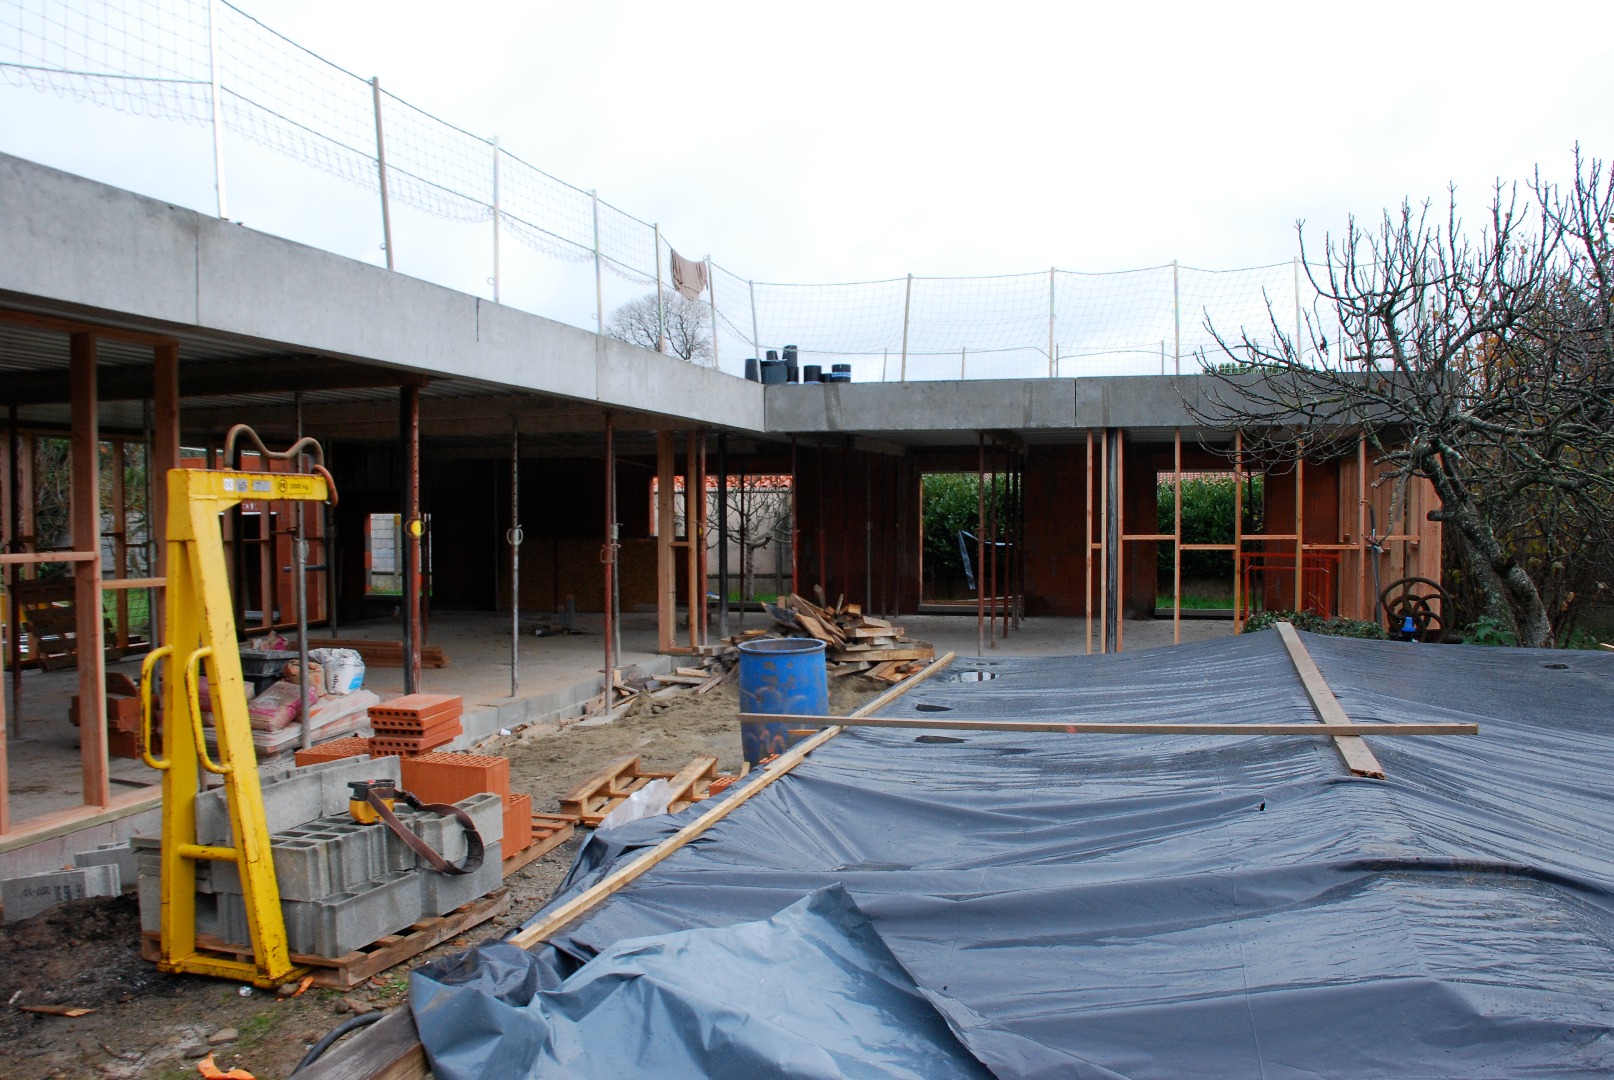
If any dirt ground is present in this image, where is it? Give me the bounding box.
[0,676,882,1079]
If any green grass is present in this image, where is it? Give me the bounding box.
[1155,594,1234,610]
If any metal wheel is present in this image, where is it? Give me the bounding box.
[1378,576,1449,643]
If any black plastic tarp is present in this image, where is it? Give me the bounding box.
[413,630,1614,1077]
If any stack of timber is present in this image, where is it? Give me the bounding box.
[592,596,931,716]
[770,592,935,668]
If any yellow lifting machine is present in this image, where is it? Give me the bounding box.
[139,426,337,987]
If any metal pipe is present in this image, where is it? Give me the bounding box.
[400,385,421,693]
[717,433,729,640]
[790,436,799,598]
[989,439,999,648]
[654,224,665,353]
[607,412,620,663]
[206,0,227,219]
[977,433,986,656]
[1172,260,1180,375]
[294,391,311,749]
[706,257,719,369]
[510,419,521,698]
[1048,267,1056,378]
[371,77,393,271]
[864,454,872,613]
[748,280,761,362]
[490,136,501,303]
[899,273,913,382]
[591,191,603,332]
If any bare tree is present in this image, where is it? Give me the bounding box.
[1193,151,1614,647]
[605,289,714,365]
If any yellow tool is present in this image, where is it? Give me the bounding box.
[347,778,395,825]
[139,426,336,987]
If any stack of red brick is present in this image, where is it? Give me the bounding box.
[367,694,463,756]
[71,673,150,759]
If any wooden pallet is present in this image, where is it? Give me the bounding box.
[141,888,510,990]
[559,755,725,827]
[501,813,578,877]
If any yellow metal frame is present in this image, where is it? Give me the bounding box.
[142,468,327,986]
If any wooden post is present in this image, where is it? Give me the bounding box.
[152,343,179,648]
[1357,433,1369,623]
[1114,429,1125,653]
[1085,430,1093,655]
[1173,428,1182,645]
[976,434,986,656]
[1233,431,1244,631]
[1295,454,1305,613]
[656,431,676,653]
[110,440,128,649]
[71,333,110,809]
[685,430,700,649]
[981,435,994,645]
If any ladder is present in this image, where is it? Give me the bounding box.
[139,429,336,986]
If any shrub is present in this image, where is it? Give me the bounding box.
[1241,610,1388,639]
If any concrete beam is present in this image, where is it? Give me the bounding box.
[766,379,1078,435]
[0,357,429,405]
[0,153,764,432]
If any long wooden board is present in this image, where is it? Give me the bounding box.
[1273,621,1387,778]
[738,714,1476,737]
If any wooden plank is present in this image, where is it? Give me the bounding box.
[652,672,710,685]
[740,714,1476,738]
[829,645,935,662]
[663,756,719,809]
[1273,621,1387,778]
[694,664,735,695]
[844,625,905,640]
[0,551,97,565]
[502,819,576,878]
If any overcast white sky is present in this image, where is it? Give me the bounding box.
[3,0,1612,369]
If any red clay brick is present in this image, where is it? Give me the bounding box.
[400,752,510,804]
[293,736,374,767]
[504,793,533,854]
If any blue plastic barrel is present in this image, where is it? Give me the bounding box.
[737,637,828,766]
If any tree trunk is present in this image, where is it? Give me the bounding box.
[1427,470,1555,647]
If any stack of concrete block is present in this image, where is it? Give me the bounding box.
[135,754,504,958]
[367,694,463,756]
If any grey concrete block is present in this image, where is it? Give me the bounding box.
[137,868,161,935]
[195,755,400,847]
[297,870,423,958]
[3,864,121,923]
[318,755,400,818]
[419,841,503,918]
[407,792,505,868]
[73,842,139,886]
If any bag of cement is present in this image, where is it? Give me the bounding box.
[246,679,319,731]
[309,648,365,695]
[597,779,674,830]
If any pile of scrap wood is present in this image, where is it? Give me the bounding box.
[590,595,933,715]
[767,592,935,675]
